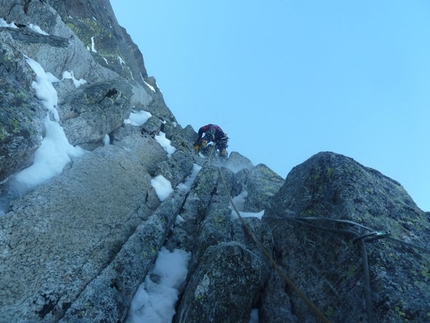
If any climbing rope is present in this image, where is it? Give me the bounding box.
[284,216,374,323]
[196,149,330,322]
[386,236,430,254]
[200,144,428,323]
[266,215,430,254]
[264,214,429,323]
[202,145,369,322]
[217,168,331,323]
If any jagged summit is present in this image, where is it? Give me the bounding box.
[0,1,429,322]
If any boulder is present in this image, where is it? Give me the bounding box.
[265,151,430,322]
[60,80,133,146]
[244,163,284,212]
[175,242,267,323]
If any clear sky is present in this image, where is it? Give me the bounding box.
[110,0,430,211]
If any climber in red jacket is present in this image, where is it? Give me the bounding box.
[193,124,229,158]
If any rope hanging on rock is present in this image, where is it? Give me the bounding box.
[217,168,332,323]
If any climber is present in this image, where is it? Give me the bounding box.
[193,124,229,158]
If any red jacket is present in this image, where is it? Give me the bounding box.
[197,124,225,142]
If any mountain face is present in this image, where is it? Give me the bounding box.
[0,1,429,322]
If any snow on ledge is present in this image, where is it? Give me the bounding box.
[0,18,18,28]
[62,71,87,88]
[155,132,176,158]
[151,175,173,201]
[124,110,152,126]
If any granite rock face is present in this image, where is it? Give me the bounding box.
[0,36,45,180]
[1,1,429,322]
[267,152,430,323]
[1,135,163,322]
[0,0,165,183]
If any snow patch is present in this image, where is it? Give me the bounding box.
[62,71,87,88]
[177,164,201,193]
[91,36,97,52]
[175,215,185,225]
[28,23,49,35]
[127,247,191,323]
[103,134,110,146]
[118,56,125,65]
[14,58,85,189]
[0,58,84,215]
[26,57,60,121]
[229,191,265,220]
[151,175,173,201]
[155,132,176,158]
[124,110,152,126]
[0,18,18,28]
[144,80,156,92]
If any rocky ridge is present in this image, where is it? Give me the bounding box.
[1,1,429,322]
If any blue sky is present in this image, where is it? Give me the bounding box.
[110,1,430,211]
